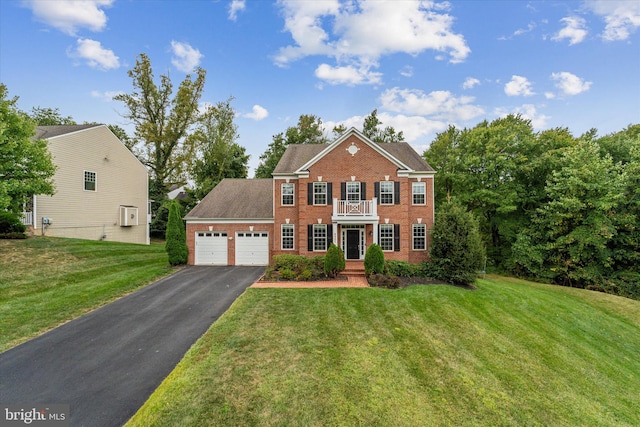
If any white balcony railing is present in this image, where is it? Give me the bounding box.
[333,198,377,217]
[21,211,33,226]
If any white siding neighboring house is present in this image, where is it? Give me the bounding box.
[24,124,149,245]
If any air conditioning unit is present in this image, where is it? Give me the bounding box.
[119,206,138,227]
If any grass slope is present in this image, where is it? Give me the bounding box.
[0,237,171,352]
[128,276,640,427]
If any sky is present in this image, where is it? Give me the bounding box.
[1,0,639,175]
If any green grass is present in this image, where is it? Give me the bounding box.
[0,237,171,352]
[127,276,640,427]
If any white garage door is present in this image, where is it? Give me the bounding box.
[235,232,269,266]
[195,232,228,265]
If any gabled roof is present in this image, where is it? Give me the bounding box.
[35,124,102,139]
[186,179,273,220]
[272,127,434,175]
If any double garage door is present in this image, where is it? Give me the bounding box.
[194,231,268,266]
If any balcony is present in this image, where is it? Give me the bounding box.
[332,198,379,223]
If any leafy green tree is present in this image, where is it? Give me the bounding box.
[192,97,248,200]
[0,84,56,213]
[165,200,188,265]
[114,53,206,211]
[255,114,328,178]
[430,200,485,286]
[364,243,385,275]
[362,109,405,143]
[29,106,76,126]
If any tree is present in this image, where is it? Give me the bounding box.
[362,109,405,143]
[165,200,188,265]
[29,106,76,126]
[364,243,385,275]
[430,200,485,287]
[192,97,248,200]
[0,84,56,213]
[114,53,206,210]
[324,243,346,278]
[255,114,328,178]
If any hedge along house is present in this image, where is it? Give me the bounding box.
[185,128,435,266]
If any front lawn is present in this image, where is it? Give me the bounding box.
[127,276,640,426]
[0,237,171,352]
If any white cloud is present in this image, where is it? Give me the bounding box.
[379,87,485,122]
[243,105,269,121]
[504,75,534,97]
[90,90,123,101]
[552,16,588,45]
[228,0,246,21]
[69,38,119,70]
[315,63,382,86]
[495,104,550,130]
[399,66,413,78]
[23,0,114,36]
[275,0,470,84]
[550,71,592,96]
[585,0,640,41]
[170,41,203,72]
[462,77,480,90]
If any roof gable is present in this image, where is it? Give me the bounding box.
[35,124,102,140]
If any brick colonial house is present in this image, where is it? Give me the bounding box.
[185,128,435,266]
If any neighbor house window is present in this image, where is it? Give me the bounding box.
[346,182,360,201]
[313,182,327,205]
[412,182,426,205]
[413,224,426,250]
[379,224,394,251]
[313,224,327,251]
[282,224,294,250]
[282,183,294,206]
[84,171,96,191]
[379,181,394,205]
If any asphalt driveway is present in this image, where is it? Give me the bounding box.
[0,266,264,427]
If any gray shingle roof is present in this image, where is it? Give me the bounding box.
[375,142,435,172]
[186,179,273,219]
[35,124,102,139]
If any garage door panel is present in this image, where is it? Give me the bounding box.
[195,232,228,265]
[235,232,269,266]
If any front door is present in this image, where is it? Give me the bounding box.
[346,229,360,260]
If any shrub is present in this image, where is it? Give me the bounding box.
[367,273,402,289]
[430,201,485,287]
[265,254,325,281]
[165,201,188,265]
[0,231,28,239]
[280,268,296,280]
[364,244,385,275]
[386,260,423,277]
[324,243,346,278]
[297,269,313,281]
[0,211,26,234]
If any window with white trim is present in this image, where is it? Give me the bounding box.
[412,224,426,250]
[313,182,327,205]
[84,171,96,191]
[379,224,394,251]
[282,183,294,206]
[313,224,327,251]
[379,181,394,205]
[346,182,360,201]
[412,182,426,205]
[282,224,294,250]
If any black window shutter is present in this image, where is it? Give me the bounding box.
[374,182,380,204]
[361,182,366,200]
[394,182,401,204]
[327,183,333,205]
[327,224,333,246]
[394,224,400,251]
[308,183,313,205]
[308,225,313,251]
[340,182,346,200]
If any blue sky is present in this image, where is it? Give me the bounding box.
[1,0,639,175]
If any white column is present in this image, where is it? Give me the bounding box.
[372,222,379,245]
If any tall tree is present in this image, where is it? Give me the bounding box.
[114,53,206,208]
[0,84,56,213]
[192,97,249,200]
[255,114,328,178]
[362,109,405,143]
[29,106,76,126]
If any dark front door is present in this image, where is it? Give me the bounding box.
[346,229,360,260]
